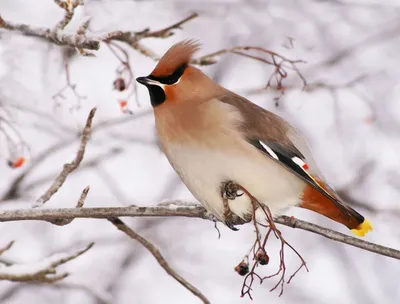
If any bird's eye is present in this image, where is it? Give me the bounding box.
[153,64,187,85]
[164,77,177,85]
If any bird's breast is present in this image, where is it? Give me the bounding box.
[161,142,306,221]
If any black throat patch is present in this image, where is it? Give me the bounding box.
[146,85,166,107]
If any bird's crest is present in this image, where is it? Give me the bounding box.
[150,39,201,77]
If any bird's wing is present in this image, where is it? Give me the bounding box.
[218,93,371,236]
[218,93,340,204]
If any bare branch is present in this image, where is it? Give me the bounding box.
[0,205,398,260]
[0,111,151,201]
[142,13,199,39]
[0,12,198,52]
[54,0,82,31]
[109,217,210,304]
[108,41,138,111]
[0,242,93,282]
[50,186,90,226]
[0,241,14,256]
[34,108,96,207]
[53,47,87,109]
[100,13,199,47]
[0,15,100,50]
[192,46,306,104]
[275,216,399,259]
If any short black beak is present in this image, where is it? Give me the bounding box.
[136,77,150,86]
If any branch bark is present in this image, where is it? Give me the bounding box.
[0,12,198,52]
[109,217,210,304]
[0,204,398,260]
[34,108,96,207]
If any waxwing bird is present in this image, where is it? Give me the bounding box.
[136,40,372,237]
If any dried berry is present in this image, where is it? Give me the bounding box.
[113,78,126,91]
[234,261,249,276]
[119,100,127,109]
[7,156,25,168]
[255,248,269,265]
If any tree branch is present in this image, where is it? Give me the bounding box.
[0,204,398,260]
[0,242,93,282]
[34,108,96,207]
[54,0,83,31]
[275,216,398,259]
[0,241,15,256]
[109,217,210,304]
[0,12,198,52]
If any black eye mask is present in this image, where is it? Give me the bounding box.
[147,64,187,85]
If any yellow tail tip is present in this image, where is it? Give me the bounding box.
[351,219,373,237]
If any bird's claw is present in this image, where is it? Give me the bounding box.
[221,181,244,200]
[220,180,251,231]
[225,213,250,231]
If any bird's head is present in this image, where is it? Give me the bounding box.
[136,40,219,107]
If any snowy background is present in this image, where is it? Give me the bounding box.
[1,0,400,303]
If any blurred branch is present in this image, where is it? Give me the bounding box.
[104,13,199,50]
[1,110,151,201]
[312,23,400,70]
[0,242,93,283]
[54,0,83,31]
[192,46,306,105]
[0,10,198,52]
[53,47,87,109]
[0,204,399,260]
[23,147,123,193]
[109,217,210,304]
[108,41,138,111]
[34,108,96,207]
[0,241,14,256]
[0,14,98,51]
[337,190,400,219]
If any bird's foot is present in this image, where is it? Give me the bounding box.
[220,181,248,231]
[222,198,238,231]
[221,181,244,200]
[224,214,249,231]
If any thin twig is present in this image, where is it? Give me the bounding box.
[50,186,90,226]
[0,205,398,260]
[107,41,138,110]
[109,217,210,304]
[54,0,82,31]
[0,241,14,256]
[232,184,308,298]
[0,242,93,282]
[192,45,306,104]
[34,108,96,207]
[275,215,398,258]
[1,110,151,201]
[53,47,87,109]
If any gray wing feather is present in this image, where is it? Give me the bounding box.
[219,92,327,181]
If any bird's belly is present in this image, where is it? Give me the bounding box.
[163,144,305,221]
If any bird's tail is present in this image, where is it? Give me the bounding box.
[299,181,372,237]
